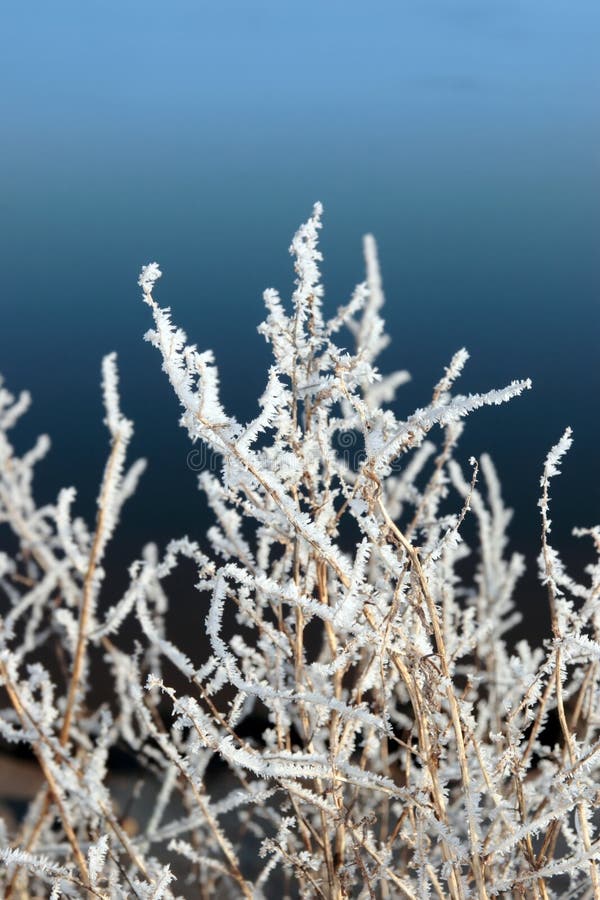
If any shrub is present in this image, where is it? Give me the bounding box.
[0,205,598,898]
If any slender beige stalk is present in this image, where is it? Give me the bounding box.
[377,499,489,900]
[540,471,600,899]
[554,647,600,898]
[5,433,124,897]
[0,659,92,892]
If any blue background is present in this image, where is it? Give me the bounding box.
[1,2,599,636]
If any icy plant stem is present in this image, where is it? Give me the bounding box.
[6,418,127,895]
[62,433,124,741]
[3,209,599,897]
[377,498,488,899]
[0,659,92,892]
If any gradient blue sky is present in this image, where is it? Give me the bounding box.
[1,2,599,607]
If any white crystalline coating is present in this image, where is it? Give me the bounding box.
[354,233,389,364]
[0,848,71,879]
[0,205,596,899]
[101,352,119,428]
[542,426,573,481]
[87,834,109,886]
[435,348,470,397]
[332,538,371,629]
[539,428,573,529]
[138,261,162,294]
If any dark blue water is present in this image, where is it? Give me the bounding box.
[1,2,599,639]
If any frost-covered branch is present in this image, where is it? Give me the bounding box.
[0,206,598,898]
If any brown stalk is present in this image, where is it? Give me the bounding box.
[0,659,92,893]
[377,499,489,900]
[6,432,124,896]
[539,469,600,898]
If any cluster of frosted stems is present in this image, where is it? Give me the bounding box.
[0,206,599,898]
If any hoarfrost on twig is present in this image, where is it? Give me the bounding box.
[0,206,597,899]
